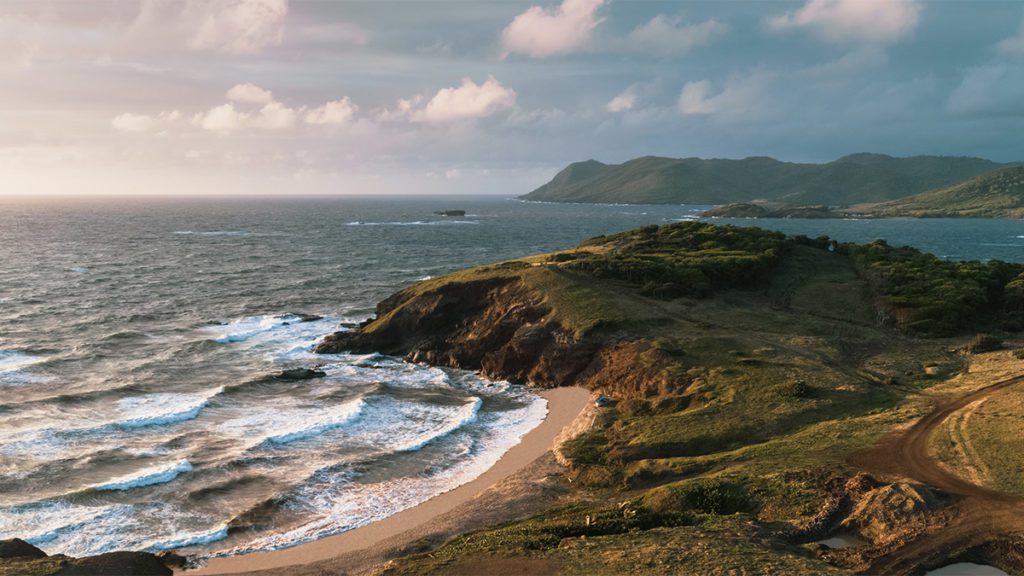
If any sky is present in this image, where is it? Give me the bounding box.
[3,0,1024,196]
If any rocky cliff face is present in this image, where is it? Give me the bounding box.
[315,275,684,397]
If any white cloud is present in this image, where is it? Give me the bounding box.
[947,64,1024,117]
[606,86,637,112]
[375,96,423,122]
[251,101,298,129]
[678,71,773,116]
[305,97,358,125]
[445,168,461,179]
[678,81,715,115]
[112,110,182,132]
[194,103,248,133]
[227,82,274,104]
[997,16,1024,55]
[627,15,727,56]
[412,77,517,123]
[187,0,288,55]
[767,0,921,45]
[500,0,604,59]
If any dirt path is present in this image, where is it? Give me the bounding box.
[853,373,1024,574]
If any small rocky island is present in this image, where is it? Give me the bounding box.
[433,209,466,216]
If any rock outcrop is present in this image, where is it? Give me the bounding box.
[315,276,685,398]
[0,539,172,576]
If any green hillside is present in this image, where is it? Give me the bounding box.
[522,154,1012,206]
[867,166,1024,218]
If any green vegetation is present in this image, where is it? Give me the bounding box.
[522,153,1012,206]
[376,221,1010,575]
[567,223,788,298]
[868,166,1024,218]
[930,351,1024,498]
[840,239,1024,336]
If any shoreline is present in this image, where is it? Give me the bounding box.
[185,385,592,575]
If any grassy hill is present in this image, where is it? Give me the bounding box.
[316,221,1024,575]
[522,154,1012,206]
[865,166,1024,218]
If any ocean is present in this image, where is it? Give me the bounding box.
[1,195,1022,559]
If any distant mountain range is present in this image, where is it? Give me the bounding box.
[521,153,1016,207]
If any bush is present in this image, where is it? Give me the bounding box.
[643,478,752,515]
[966,333,1003,353]
[778,379,812,398]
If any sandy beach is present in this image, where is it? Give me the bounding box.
[186,385,592,576]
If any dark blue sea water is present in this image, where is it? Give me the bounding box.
[0,195,1021,559]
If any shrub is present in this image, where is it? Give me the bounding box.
[966,333,1003,353]
[643,478,752,515]
[778,379,812,398]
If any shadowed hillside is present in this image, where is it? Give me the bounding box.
[867,166,1024,218]
[522,154,1013,206]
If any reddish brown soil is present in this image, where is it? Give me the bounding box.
[852,374,1024,575]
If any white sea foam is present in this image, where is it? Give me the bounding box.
[91,459,193,491]
[140,525,228,552]
[0,350,47,385]
[220,397,365,446]
[114,388,222,429]
[392,397,482,452]
[0,350,44,373]
[206,314,333,358]
[0,499,227,557]
[213,392,547,557]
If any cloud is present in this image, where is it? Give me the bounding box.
[677,71,774,116]
[251,101,298,129]
[305,97,358,125]
[411,77,517,123]
[500,0,604,59]
[606,85,637,112]
[187,0,288,55]
[112,110,182,132]
[947,64,1024,117]
[767,0,921,45]
[997,16,1024,55]
[627,15,727,56]
[194,103,248,133]
[445,168,461,179]
[226,82,274,104]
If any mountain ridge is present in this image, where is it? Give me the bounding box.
[522,153,1015,206]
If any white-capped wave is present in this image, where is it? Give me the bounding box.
[206,314,332,351]
[220,397,365,446]
[393,397,482,452]
[0,350,48,385]
[0,499,226,557]
[214,391,547,558]
[140,525,228,552]
[67,266,89,273]
[115,388,222,429]
[91,459,193,491]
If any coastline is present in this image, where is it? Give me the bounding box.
[185,386,593,576]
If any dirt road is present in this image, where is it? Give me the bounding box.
[854,374,1024,574]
